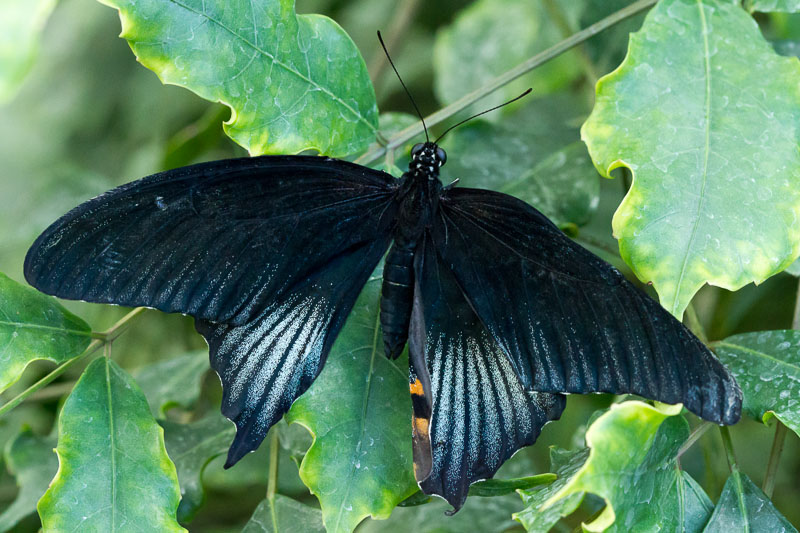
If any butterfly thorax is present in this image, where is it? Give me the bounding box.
[380,142,447,359]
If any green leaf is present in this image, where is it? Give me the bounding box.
[500,142,600,228]
[433,0,580,112]
[37,357,185,532]
[0,272,92,393]
[580,0,647,76]
[98,0,378,157]
[132,349,209,417]
[469,473,556,498]
[286,266,417,533]
[0,428,57,531]
[703,472,797,532]
[242,495,325,533]
[161,413,235,523]
[545,401,712,532]
[746,0,800,12]
[582,0,800,319]
[714,330,800,437]
[0,0,57,104]
[514,448,589,533]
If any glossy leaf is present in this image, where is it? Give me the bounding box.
[0,428,57,531]
[545,402,712,532]
[132,349,209,417]
[98,0,378,157]
[242,495,325,533]
[703,472,796,532]
[0,271,91,393]
[514,448,589,533]
[161,413,235,523]
[582,0,800,318]
[286,268,417,533]
[746,0,800,12]
[37,357,184,532]
[433,0,580,112]
[0,0,57,104]
[715,330,800,437]
[469,473,556,498]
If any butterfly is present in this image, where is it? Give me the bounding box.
[23,35,742,511]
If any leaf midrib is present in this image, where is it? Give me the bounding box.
[0,320,91,337]
[164,0,376,134]
[105,359,118,532]
[671,0,713,316]
[715,341,800,374]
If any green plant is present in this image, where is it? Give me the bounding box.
[0,0,798,531]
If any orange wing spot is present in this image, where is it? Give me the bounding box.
[413,415,430,436]
[409,378,424,396]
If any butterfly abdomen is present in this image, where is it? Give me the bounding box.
[380,244,415,359]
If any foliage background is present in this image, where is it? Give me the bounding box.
[0,0,798,531]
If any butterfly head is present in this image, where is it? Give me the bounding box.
[410,142,447,179]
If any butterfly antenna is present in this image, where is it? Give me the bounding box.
[433,88,533,144]
[377,30,429,142]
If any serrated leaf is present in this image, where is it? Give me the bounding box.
[0,428,57,531]
[0,0,57,104]
[161,413,235,523]
[132,349,209,417]
[545,402,712,532]
[286,266,416,533]
[98,0,378,157]
[433,0,580,113]
[514,448,589,533]
[242,495,325,533]
[703,472,797,532]
[746,0,800,12]
[714,330,800,437]
[37,357,184,532]
[0,272,91,393]
[582,0,800,319]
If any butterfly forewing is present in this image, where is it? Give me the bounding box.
[434,187,741,425]
[24,156,399,326]
[409,232,566,511]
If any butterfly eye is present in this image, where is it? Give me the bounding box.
[411,143,425,157]
[435,147,447,165]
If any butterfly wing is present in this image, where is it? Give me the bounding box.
[408,232,566,511]
[25,155,400,465]
[433,187,741,425]
[25,155,399,326]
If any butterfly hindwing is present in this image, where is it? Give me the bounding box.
[24,156,399,326]
[409,233,566,511]
[434,187,742,425]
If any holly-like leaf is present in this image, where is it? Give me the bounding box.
[746,0,800,12]
[433,0,580,112]
[582,0,800,319]
[0,0,57,104]
[703,472,797,532]
[0,428,57,531]
[98,0,378,157]
[0,272,91,393]
[545,402,712,532]
[286,266,417,533]
[37,357,184,532]
[242,495,325,533]
[514,448,589,533]
[714,330,800,437]
[132,350,209,417]
[161,413,235,523]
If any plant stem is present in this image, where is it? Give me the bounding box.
[762,421,787,498]
[355,0,658,166]
[719,426,739,473]
[542,0,600,85]
[368,0,421,90]
[0,307,145,418]
[267,428,279,501]
[677,421,712,458]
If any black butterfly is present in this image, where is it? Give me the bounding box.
[25,137,741,510]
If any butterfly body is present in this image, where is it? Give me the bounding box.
[24,141,742,511]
